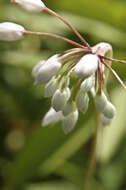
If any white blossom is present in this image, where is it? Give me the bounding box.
[103,101,116,119]
[95,92,108,112]
[0,22,25,41]
[74,54,99,78]
[42,107,64,126]
[44,76,59,98]
[11,0,46,13]
[32,54,62,84]
[100,114,112,126]
[62,109,78,134]
[80,75,95,93]
[52,87,71,112]
[76,91,89,113]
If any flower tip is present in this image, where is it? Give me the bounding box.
[12,0,46,13]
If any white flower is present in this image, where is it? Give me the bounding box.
[103,101,116,119]
[80,75,95,93]
[11,0,46,13]
[100,114,112,126]
[62,109,78,134]
[74,54,99,78]
[52,87,71,112]
[76,91,89,113]
[0,22,25,41]
[63,101,76,116]
[32,54,62,84]
[95,92,108,112]
[42,107,64,126]
[44,76,59,98]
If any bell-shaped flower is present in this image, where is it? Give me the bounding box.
[103,101,116,119]
[0,22,25,41]
[95,92,108,112]
[62,109,78,134]
[63,101,76,116]
[80,75,95,93]
[52,87,71,112]
[11,0,46,13]
[74,54,99,78]
[44,76,59,97]
[100,114,112,126]
[42,107,64,127]
[32,54,62,84]
[76,91,89,113]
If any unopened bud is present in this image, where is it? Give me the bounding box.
[32,54,62,84]
[80,75,95,93]
[44,76,59,97]
[11,0,46,13]
[76,91,89,113]
[63,101,76,116]
[0,22,25,41]
[62,109,78,134]
[74,54,99,78]
[95,92,108,112]
[100,114,112,126]
[52,87,71,112]
[42,107,64,126]
[103,101,116,119]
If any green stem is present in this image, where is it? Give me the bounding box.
[83,111,100,190]
[44,7,91,50]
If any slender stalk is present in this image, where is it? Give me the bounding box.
[23,30,84,49]
[101,60,126,90]
[44,7,91,50]
[99,55,126,65]
[83,112,100,190]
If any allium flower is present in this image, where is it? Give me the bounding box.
[0,22,25,41]
[32,55,62,84]
[76,91,89,113]
[95,92,108,112]
[11,0,46,13]
[74,54,99,78]
[42,107,63,126]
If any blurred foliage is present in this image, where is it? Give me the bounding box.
[0,0,126,190]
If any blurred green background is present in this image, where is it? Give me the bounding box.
[0,0,126,190]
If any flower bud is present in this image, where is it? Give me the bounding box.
[0,22,25,41]
[63,101,76,116]
[80,75,95,93]
[42,107,64,127]
[74,54,99,78]
[32,54,62,84]
[11,0,46,13]
[52,87,71,112]
[44,76,59,97]
[100,114,112,126]
[76,91,89,113]
[95,92,108,112]
[103,101,116,119]
[62,109,78,134]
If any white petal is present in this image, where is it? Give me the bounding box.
[103,101,116,119]
[100,114,112,126]
[33,54,62,84]
[32,60,45,77]
[52,87,71,112]
[76,91,89,113]
[0,22,24,41]
[12,0,46,13]
[44,76,59,97]
[80,75,95,93]
[95,92,108,112]
[63,101,76,116]
[62,110,78,134]
[42,107,64,127]
[74,54,99,78]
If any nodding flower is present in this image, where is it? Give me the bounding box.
[0,22,25,41]
[11,0,46,13]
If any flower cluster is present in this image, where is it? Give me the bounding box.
[1,0,126,134]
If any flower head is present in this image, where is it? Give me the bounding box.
[0,22,25,41]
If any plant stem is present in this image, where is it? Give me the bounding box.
[83,111,100,190]
[23,30,85,49]
[44,7,91,50]
[99,55,126,65]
